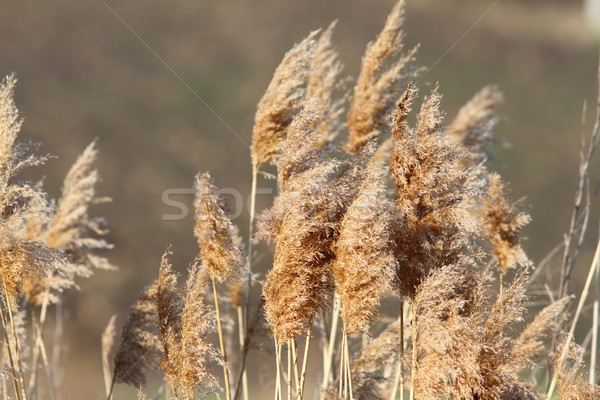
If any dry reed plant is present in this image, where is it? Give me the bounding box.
[0,73,115,400]
[482,172,531,275]
[251,31,318,170]
[3,1,600,400]
[157,250,219,400]
[112,281,163,389]
[346,0,420,153]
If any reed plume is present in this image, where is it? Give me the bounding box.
[2,308,29,367]
[307,22,345,148]
[255,105,334,343]
[113,281,163,388]
[553,339,600,400]
[157,250,218,399]
[346,0,419,153]
[251,31,318,169]
[475,272,533,400]
[413,265,568,400]
[450,85,503,161]
[24,141,115,306]
[258,105,364,343]
[412,265,484,400]
[351,317,403,398]
[0,75,71,306]
[389,86,484,297]
[194,172,244,282]
[513,296,570,366]
[331,163,395,336]
[482,172,531,274]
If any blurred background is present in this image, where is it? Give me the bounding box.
[1,0,600,398]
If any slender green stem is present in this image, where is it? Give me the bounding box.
[212,277,232,400]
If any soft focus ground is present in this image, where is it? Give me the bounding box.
[1,0,599,398]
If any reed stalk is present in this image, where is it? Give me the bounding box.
[212,277,232,400]
[298,322,312,400]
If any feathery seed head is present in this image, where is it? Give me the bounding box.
[483,172,531,274]
[193,172,244,282]
[307,22,346,148]
[332,162,395,336]
[346,0,420,153]
[389,87,485,297]
[259,106,371,343]
[113,281,163,388]
[251,31,318,169]
[157,250,218,399]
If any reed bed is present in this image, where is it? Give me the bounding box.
[1,1,599,399]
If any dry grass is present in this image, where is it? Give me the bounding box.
[1,1,600,400]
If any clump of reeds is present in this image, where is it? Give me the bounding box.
[105,1,600,398]
[0,74,115,400]
[3,1,600,400]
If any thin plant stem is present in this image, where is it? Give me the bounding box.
[590,238,599,384]
[287,340,292,400]
[212,277,232,400]
[245,165,258,321]
[339,333,345,399]
[275,344,282,400]
[239,163,258,400]
[290,339,300,394]
[27,310,57,400]
[548,238,600,397]
[37,334,57,400]
[0,301,21,400]
[410,306,416,400]
[2,373,8,400]
[233,300,264,400]
[391,359,403,400]
[236,305,249,400]
[322,295,340,390]
[1,280,27,400]
[51,302,63,395]
[28,288,50,395]
[344,333,353,400]
[559,64,600,298]
[299,322,312,400]
[390,300,405,400]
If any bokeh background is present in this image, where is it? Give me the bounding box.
[2,0,600,398]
